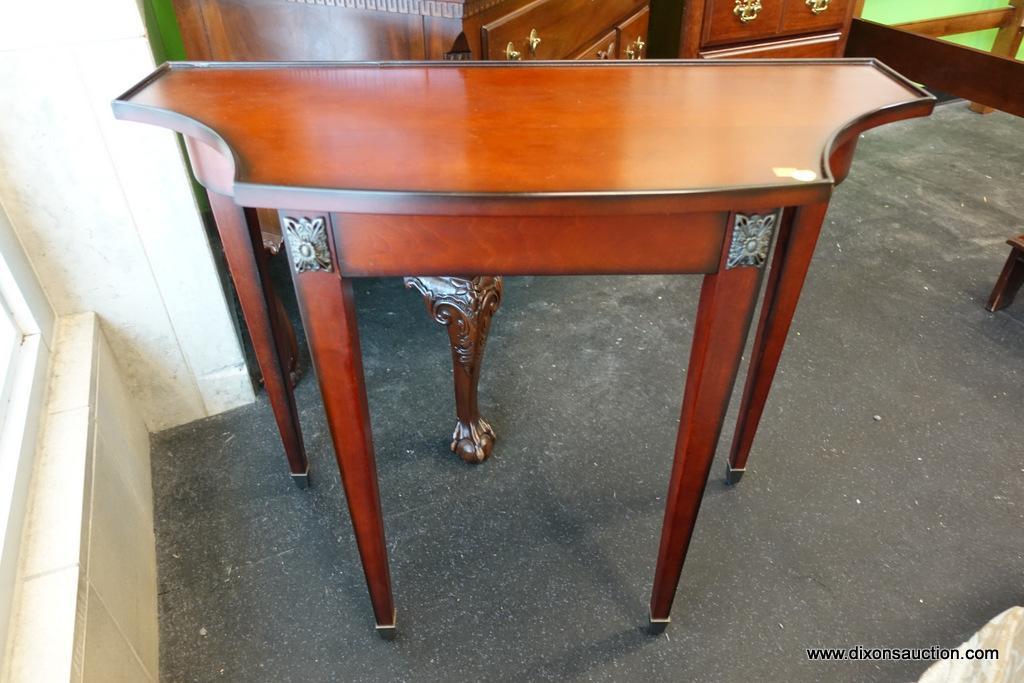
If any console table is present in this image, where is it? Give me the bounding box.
[113,60,933,636]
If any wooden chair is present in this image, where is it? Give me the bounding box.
[848,1,1024,316]
[850,0,1024,116]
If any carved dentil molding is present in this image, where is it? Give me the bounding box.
[283,0,508,19]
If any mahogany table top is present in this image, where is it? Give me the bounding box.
[114,60,933,213]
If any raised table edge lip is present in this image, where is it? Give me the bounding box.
[111,58,936,216]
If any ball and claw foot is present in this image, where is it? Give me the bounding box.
[648,615,671,636]
[451,418,496,464]
[725,463,745,486]
[291,471,310,489]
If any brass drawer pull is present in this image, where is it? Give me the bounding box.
[505,42,522,60]
[805,0,829,13]
[624,37,646,60]
[527,28,541,56]
[733,0,762,22]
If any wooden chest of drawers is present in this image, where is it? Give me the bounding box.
[679,0,856,59]
[172,0,651,63]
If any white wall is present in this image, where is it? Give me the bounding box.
[0,0,254,431]
[0,203,56,679]
[3,313,159,682]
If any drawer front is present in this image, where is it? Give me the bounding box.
[617,7,650,59]
[483,0,645,61]
[703,0,784,46]
[781,0,850,34]
[700,32,841,58]
[574,30,618,59]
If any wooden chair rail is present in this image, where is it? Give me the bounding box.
[892,7,1014,38]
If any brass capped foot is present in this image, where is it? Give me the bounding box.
[725,463,745,486]
[648,614,671,635]
[451,417,496,464]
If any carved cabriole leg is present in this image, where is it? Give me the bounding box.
[393,46,501,465]
[725,204,829,484]
[405,276,503,464]
[280,213,396,636]
[649,210,777,632]
[208,193,309,486]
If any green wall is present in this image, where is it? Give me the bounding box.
[861,0,1024,59]
[141,1,206,209]
[142,0,187,63]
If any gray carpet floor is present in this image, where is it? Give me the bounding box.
[152,101,1024,682]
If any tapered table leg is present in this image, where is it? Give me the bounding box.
[208,193,309,486]
[280,212,396,636]
[725,203,830,484]
[405,276,503,464]
[649,211,772,629]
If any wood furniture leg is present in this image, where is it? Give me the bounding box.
[258,211,301,388]
[987,235,1024,311]
[208,192,310,486]
[725,203,829,484]
[649,215,770,630]
[281,213,396,637]
[404,276,503,464]
[269,282,301,387]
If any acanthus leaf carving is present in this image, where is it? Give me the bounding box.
[404,276,503,372]
[282,216,332,273]
[726,211,779,269]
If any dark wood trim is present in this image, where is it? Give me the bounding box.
[892,8,1012,38]
[699,32,842,59]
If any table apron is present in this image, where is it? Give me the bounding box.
[317,211,731,277]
